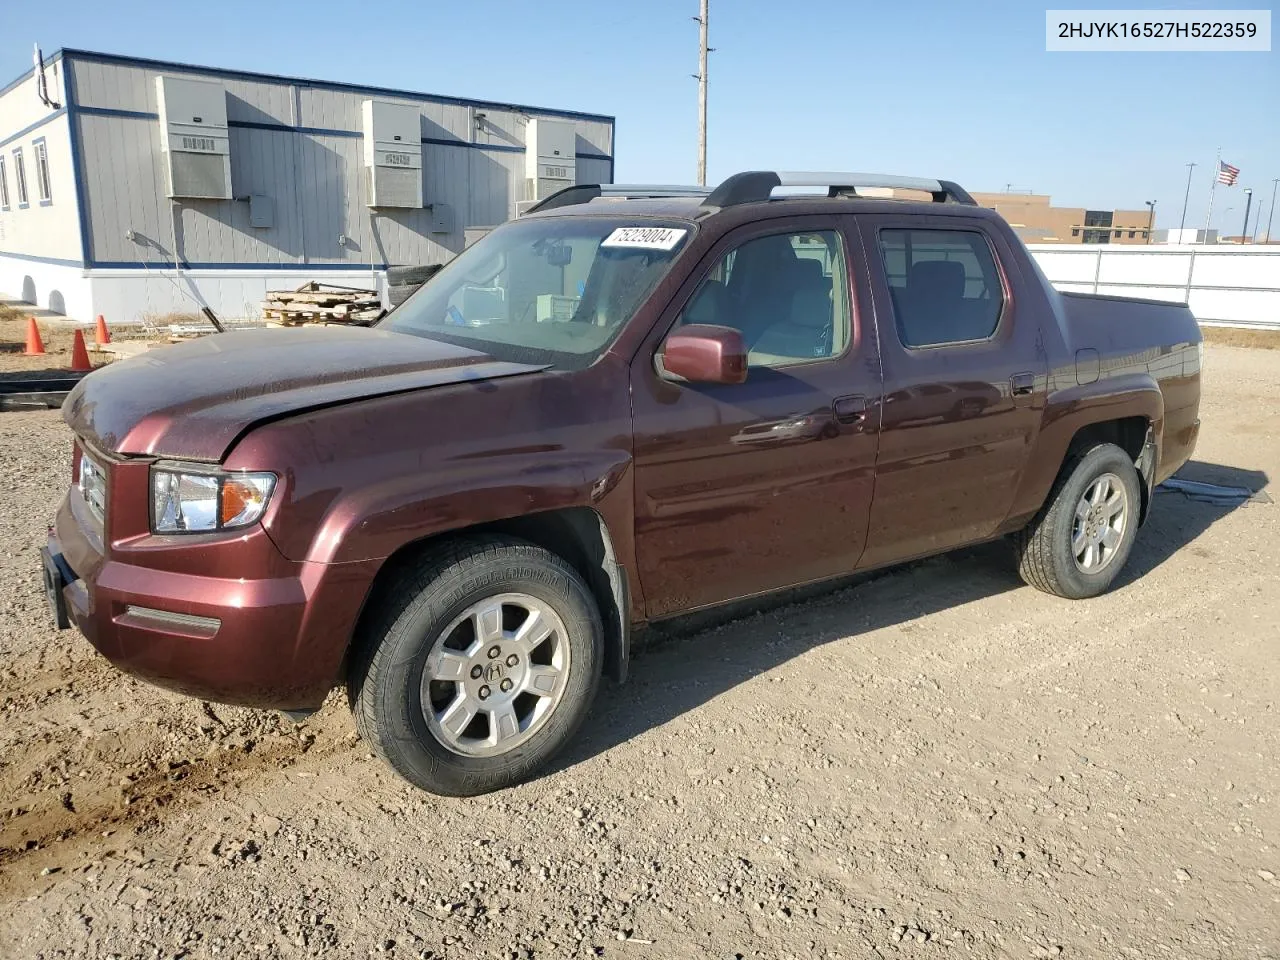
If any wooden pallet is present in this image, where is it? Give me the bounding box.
[261,281,384,326]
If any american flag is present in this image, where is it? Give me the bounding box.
[1217,161,1240,186]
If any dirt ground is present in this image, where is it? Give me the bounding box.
[1,344,1277,960]
[0,309,198,380]
[0,313,107,380]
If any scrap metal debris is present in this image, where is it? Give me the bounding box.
[1157,477,1272,505]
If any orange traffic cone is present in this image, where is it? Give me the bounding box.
[94,314,111,345]
[69,329,92,372]
[24,317,46,356]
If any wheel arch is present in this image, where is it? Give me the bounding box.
[1003,374,1164,532]
[346,507,632,685]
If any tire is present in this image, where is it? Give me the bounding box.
[1013,442,1142,600]
[386,264,443,286]
[387,283,419,307]
[348,537,604,796]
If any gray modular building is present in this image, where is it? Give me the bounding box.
[0,49,615,323]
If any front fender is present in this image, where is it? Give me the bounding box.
[1005,373,1164,527]
[305,448,634,565]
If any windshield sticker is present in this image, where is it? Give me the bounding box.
[600,227,688,251]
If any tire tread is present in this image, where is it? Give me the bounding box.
[347,535,599,792]
[1013,443,1139,599]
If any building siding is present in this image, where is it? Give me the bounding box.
[62,55,614,271]
[0,55,86,312]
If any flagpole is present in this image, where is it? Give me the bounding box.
[1204,147,1220,237]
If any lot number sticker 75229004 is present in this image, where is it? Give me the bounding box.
[600,227,688,251]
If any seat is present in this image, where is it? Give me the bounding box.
[725,235,804,347]
[683,278,728,328]
[749,259,835,360]
[900,259,967,346]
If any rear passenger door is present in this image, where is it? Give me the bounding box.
[853,215,1047,569]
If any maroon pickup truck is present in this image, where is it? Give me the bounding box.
[42,171,1202,796]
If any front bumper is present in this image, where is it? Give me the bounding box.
[46,490,379,711]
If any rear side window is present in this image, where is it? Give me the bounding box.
[877,228,1004,347]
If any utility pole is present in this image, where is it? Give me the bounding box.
[1145,200,1156,243]
[1266,178,1279,243]
[694,0,709,186]
[1241,188,1253,242]
[1178,162,1195,238]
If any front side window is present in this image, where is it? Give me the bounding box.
[384,217,693,370]
[33,139,51,202]
[877,228,1005,348]
[12,148,28,206]
[0,156,9,210]
[677,229,851,367]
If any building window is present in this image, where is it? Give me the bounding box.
[1141,231,1149,239]
[12,147,28,207]
[1114,230,1122,238]
[1084,210,1113,228]
[1071,228,1079,237]
[0,155,8,210]
[1128,230,1136,238]
[32,138,51,204]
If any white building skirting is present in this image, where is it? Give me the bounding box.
[0,257,93,322]
[1,257,385,324]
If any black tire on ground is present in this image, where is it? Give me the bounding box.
[348,536,604,796]
[386,264,443,286]
[1013,442,1143,600]
[387,283,420,307]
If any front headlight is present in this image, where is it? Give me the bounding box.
[151,462,276,533]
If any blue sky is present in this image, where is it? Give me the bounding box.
[6,0,1277,232]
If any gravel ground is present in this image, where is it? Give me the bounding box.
[1,344,1277,960]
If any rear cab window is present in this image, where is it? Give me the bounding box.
[877,228,1005,348]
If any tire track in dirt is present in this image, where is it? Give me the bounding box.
[0,706,351,898]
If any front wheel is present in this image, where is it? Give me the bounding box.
[349,537,604,796]
[1014,442,1142,599]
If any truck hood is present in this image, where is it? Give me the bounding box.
[63,326,546,461]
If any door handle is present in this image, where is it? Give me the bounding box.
[833,395,867,424]
[1010,373,1035,396]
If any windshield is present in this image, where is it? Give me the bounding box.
[382,217,694,370]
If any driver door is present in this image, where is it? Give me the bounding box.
[628,216,883,617]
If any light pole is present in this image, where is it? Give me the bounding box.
[1241,188,1253,242]
[1267,179,1279,243]
[1145,200,1156,244]
[1179,162,1196,238]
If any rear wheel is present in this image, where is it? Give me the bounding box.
[1014,442,1142,599]
[349,537,603,796]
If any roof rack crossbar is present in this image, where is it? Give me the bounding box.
[524,183,710,214]
[702,171,976,208]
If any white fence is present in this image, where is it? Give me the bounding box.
[1027,245,1280,330]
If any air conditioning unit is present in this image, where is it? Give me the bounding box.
[524,118,576,202]
[363,100,423,208]
[156,76,232,200]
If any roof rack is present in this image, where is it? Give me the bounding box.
[702,171,977,208]
[523,183,710,214]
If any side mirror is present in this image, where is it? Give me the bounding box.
[659,324,748,385]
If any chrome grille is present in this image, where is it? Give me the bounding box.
[79,453,108,524]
